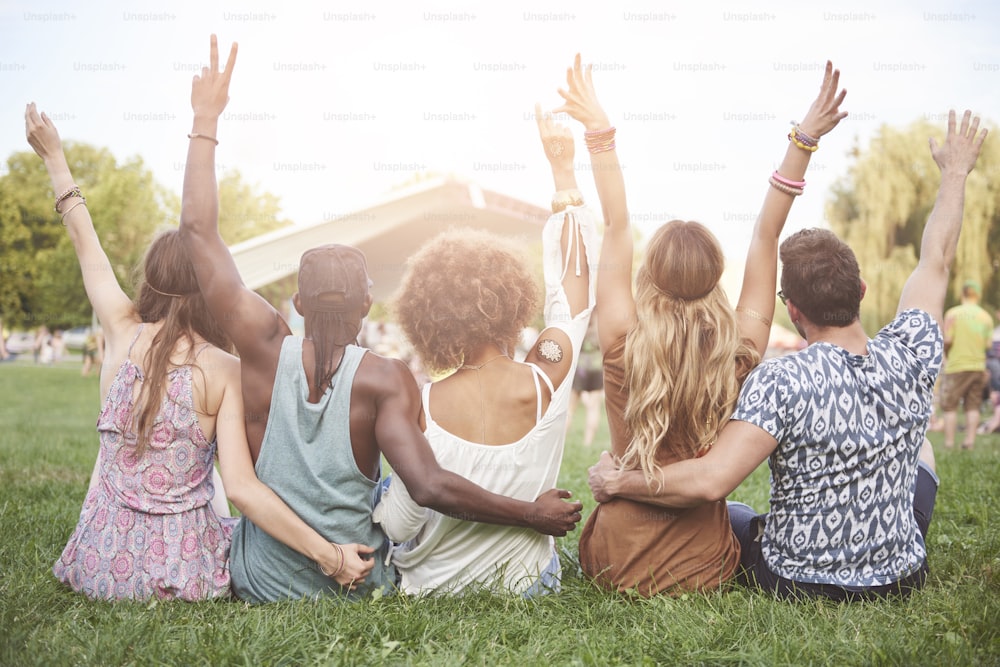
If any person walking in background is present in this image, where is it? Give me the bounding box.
[941,280,993,450]
[33,325,50,364]
[566,321,604,448]
[81,327,104,377]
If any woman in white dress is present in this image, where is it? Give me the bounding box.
[373,107,597,595]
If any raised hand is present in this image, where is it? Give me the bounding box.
[24,103,63,162]
[534,102,575,169]
[191,34,238,119]
[930,110,988,176]
[554,54,610,131]
[796,61,848,139]
[528,488,583,536]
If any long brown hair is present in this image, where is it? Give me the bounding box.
[621,221,758,483]
[132,230,230,456]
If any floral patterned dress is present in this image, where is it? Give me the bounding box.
[53,327,237,600]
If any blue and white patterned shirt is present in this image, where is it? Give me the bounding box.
[732,309,943,587]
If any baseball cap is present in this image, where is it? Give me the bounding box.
[962,279,981,295]
[297,244,371,313]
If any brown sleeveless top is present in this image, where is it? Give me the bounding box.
[578,336,742,596]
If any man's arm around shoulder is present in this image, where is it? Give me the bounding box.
[590,420,778,508]
[369,356,583,537]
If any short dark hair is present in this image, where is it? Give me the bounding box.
[779,228,861,328]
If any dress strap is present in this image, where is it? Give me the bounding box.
[126,324,145,360]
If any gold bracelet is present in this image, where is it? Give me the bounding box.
[187,132,219,146]
[736,306,771,328]
[551,188,584,214]
[60,200,88,224]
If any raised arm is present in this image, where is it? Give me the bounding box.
[898,110,988,325]
[372,360,583,537]
[737,61,848,355]
[24,105,135,344]
[213,351,375,588]
[523,105,598,389]
[555,54,630,353]
[178,35,287,359]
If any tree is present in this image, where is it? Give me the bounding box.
[827,118,1000,331]
[0,146,294,329]
[217,170,292,244]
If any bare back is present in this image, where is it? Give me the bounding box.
[426,361,551,445]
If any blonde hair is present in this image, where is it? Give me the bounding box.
[620,221,759,484]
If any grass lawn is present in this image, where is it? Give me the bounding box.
[1,363,997,666]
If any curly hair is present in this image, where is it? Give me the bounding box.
[393,228,540,373]
[621,221,759,484]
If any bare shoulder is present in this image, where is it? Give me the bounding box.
[356,351,415,388]
[197,345,241,378]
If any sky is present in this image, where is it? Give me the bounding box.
[2,0,998,268]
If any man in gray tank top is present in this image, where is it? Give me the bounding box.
[178,36,583,602]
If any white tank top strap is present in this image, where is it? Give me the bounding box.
[524,362,554,422]
[420,381,434,425]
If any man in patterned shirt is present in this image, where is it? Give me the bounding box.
[587,110,987,600]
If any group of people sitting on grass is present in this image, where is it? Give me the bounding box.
[28,36,987,604]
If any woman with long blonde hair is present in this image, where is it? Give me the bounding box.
[554,55,847,596]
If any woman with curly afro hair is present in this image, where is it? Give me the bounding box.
[373,106,597,596]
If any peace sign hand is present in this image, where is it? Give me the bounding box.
[191,34,238,119]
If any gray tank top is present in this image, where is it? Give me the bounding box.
[230,337,393,602]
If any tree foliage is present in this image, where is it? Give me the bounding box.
[217,170,291,244]
[827,118,1000,331]
[0,145,292,329]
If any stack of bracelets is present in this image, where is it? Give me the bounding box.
[584,126,616,153]
[318,542,346,579]
[788,124,819,152]
[768,171,806,197]
[54,185,87,223]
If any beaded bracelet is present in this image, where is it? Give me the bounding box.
[584,127,617,154]
[552,188,584,214]
[771,170,806,189]
[788,125,819,153]
[54,185,83,213]
[187,132,219,146]
[768,175,804,196]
